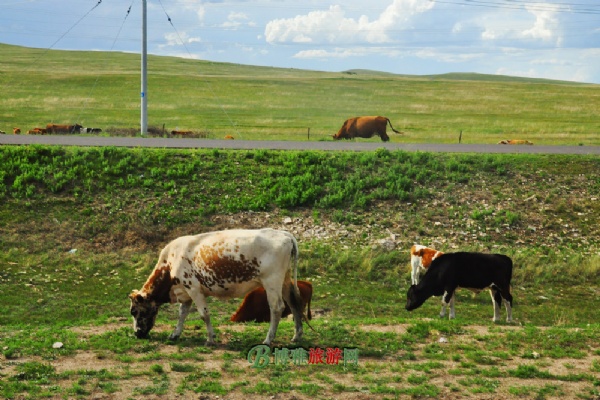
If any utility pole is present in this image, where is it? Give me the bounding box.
[141,0,148,135]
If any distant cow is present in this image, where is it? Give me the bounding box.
[333,116,401,142]
[406,252,513,322]
[224,135,235,140]
[46,123,83,134]
[129,229,305,346]
[13,128,21,134]
[231,280,313,323]
[27,128,47,135]
[410,245,443,285]
[498,139,533,145]
[82,127,102,133]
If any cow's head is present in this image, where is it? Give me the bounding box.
[129,290,160,339]
[405,285,425,311]
[73,124,83,133]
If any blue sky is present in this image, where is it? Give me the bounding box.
[1,0,599,83]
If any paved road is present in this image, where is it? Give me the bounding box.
[1,134,599,155]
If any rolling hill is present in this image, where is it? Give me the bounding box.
[1,42,599,145]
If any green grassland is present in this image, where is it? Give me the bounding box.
[1,43,600,398]
[1,42,599,144]
[1,145,599,399]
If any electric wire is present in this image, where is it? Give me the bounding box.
[155,0,241,138]
[76,1,135,126]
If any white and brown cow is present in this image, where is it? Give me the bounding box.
[410,244,444,285]
[406,252,514,322]
[129,229,305,346]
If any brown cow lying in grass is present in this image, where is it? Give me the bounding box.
[498,139,533,145]
[231,280,312,323]
[46,123,83,134]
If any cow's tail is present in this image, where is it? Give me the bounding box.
[386,118,402,134]
[289,235,316,332]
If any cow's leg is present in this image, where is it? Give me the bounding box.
[498,285,513,323]
[448,293,456,319]
[410,260,421,285]
[263,284,285,346]
[441,290,455,319]
[169,300,193,340]
[283,282,304,343]
[189,292,216,346]
[503,298,513,323]
[411,269,418,286]
[490,288,502,322]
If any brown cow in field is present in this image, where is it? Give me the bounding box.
[333,116,401,142]
[231,280,313,323]
[13,128,21,134]
[46,123,83,134]
[27,128,48,135]
[498,139,533,145]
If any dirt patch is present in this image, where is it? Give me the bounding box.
[4,322,599,400]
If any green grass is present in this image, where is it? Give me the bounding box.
[1,110,600,397]
[1,43,599,144]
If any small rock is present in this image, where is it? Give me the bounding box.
[52,342,64,349]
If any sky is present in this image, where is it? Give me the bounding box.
[1,0,600,84]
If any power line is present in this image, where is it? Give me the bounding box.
[77,0,135,125]
[430,0,600,14]
[155,0,241,138]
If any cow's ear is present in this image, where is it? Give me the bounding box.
[129,290,144,302]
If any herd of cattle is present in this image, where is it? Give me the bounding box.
[1,124,101,135]
[2,116,532,144]
[129,229,514,346]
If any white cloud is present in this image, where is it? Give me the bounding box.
[162,32,201,47]
[478,3,561,45]
[265,0,434,45]
[221,12,251,29]
[174,0,205,22]
[521,4,561,44]
[413,48,486,63]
